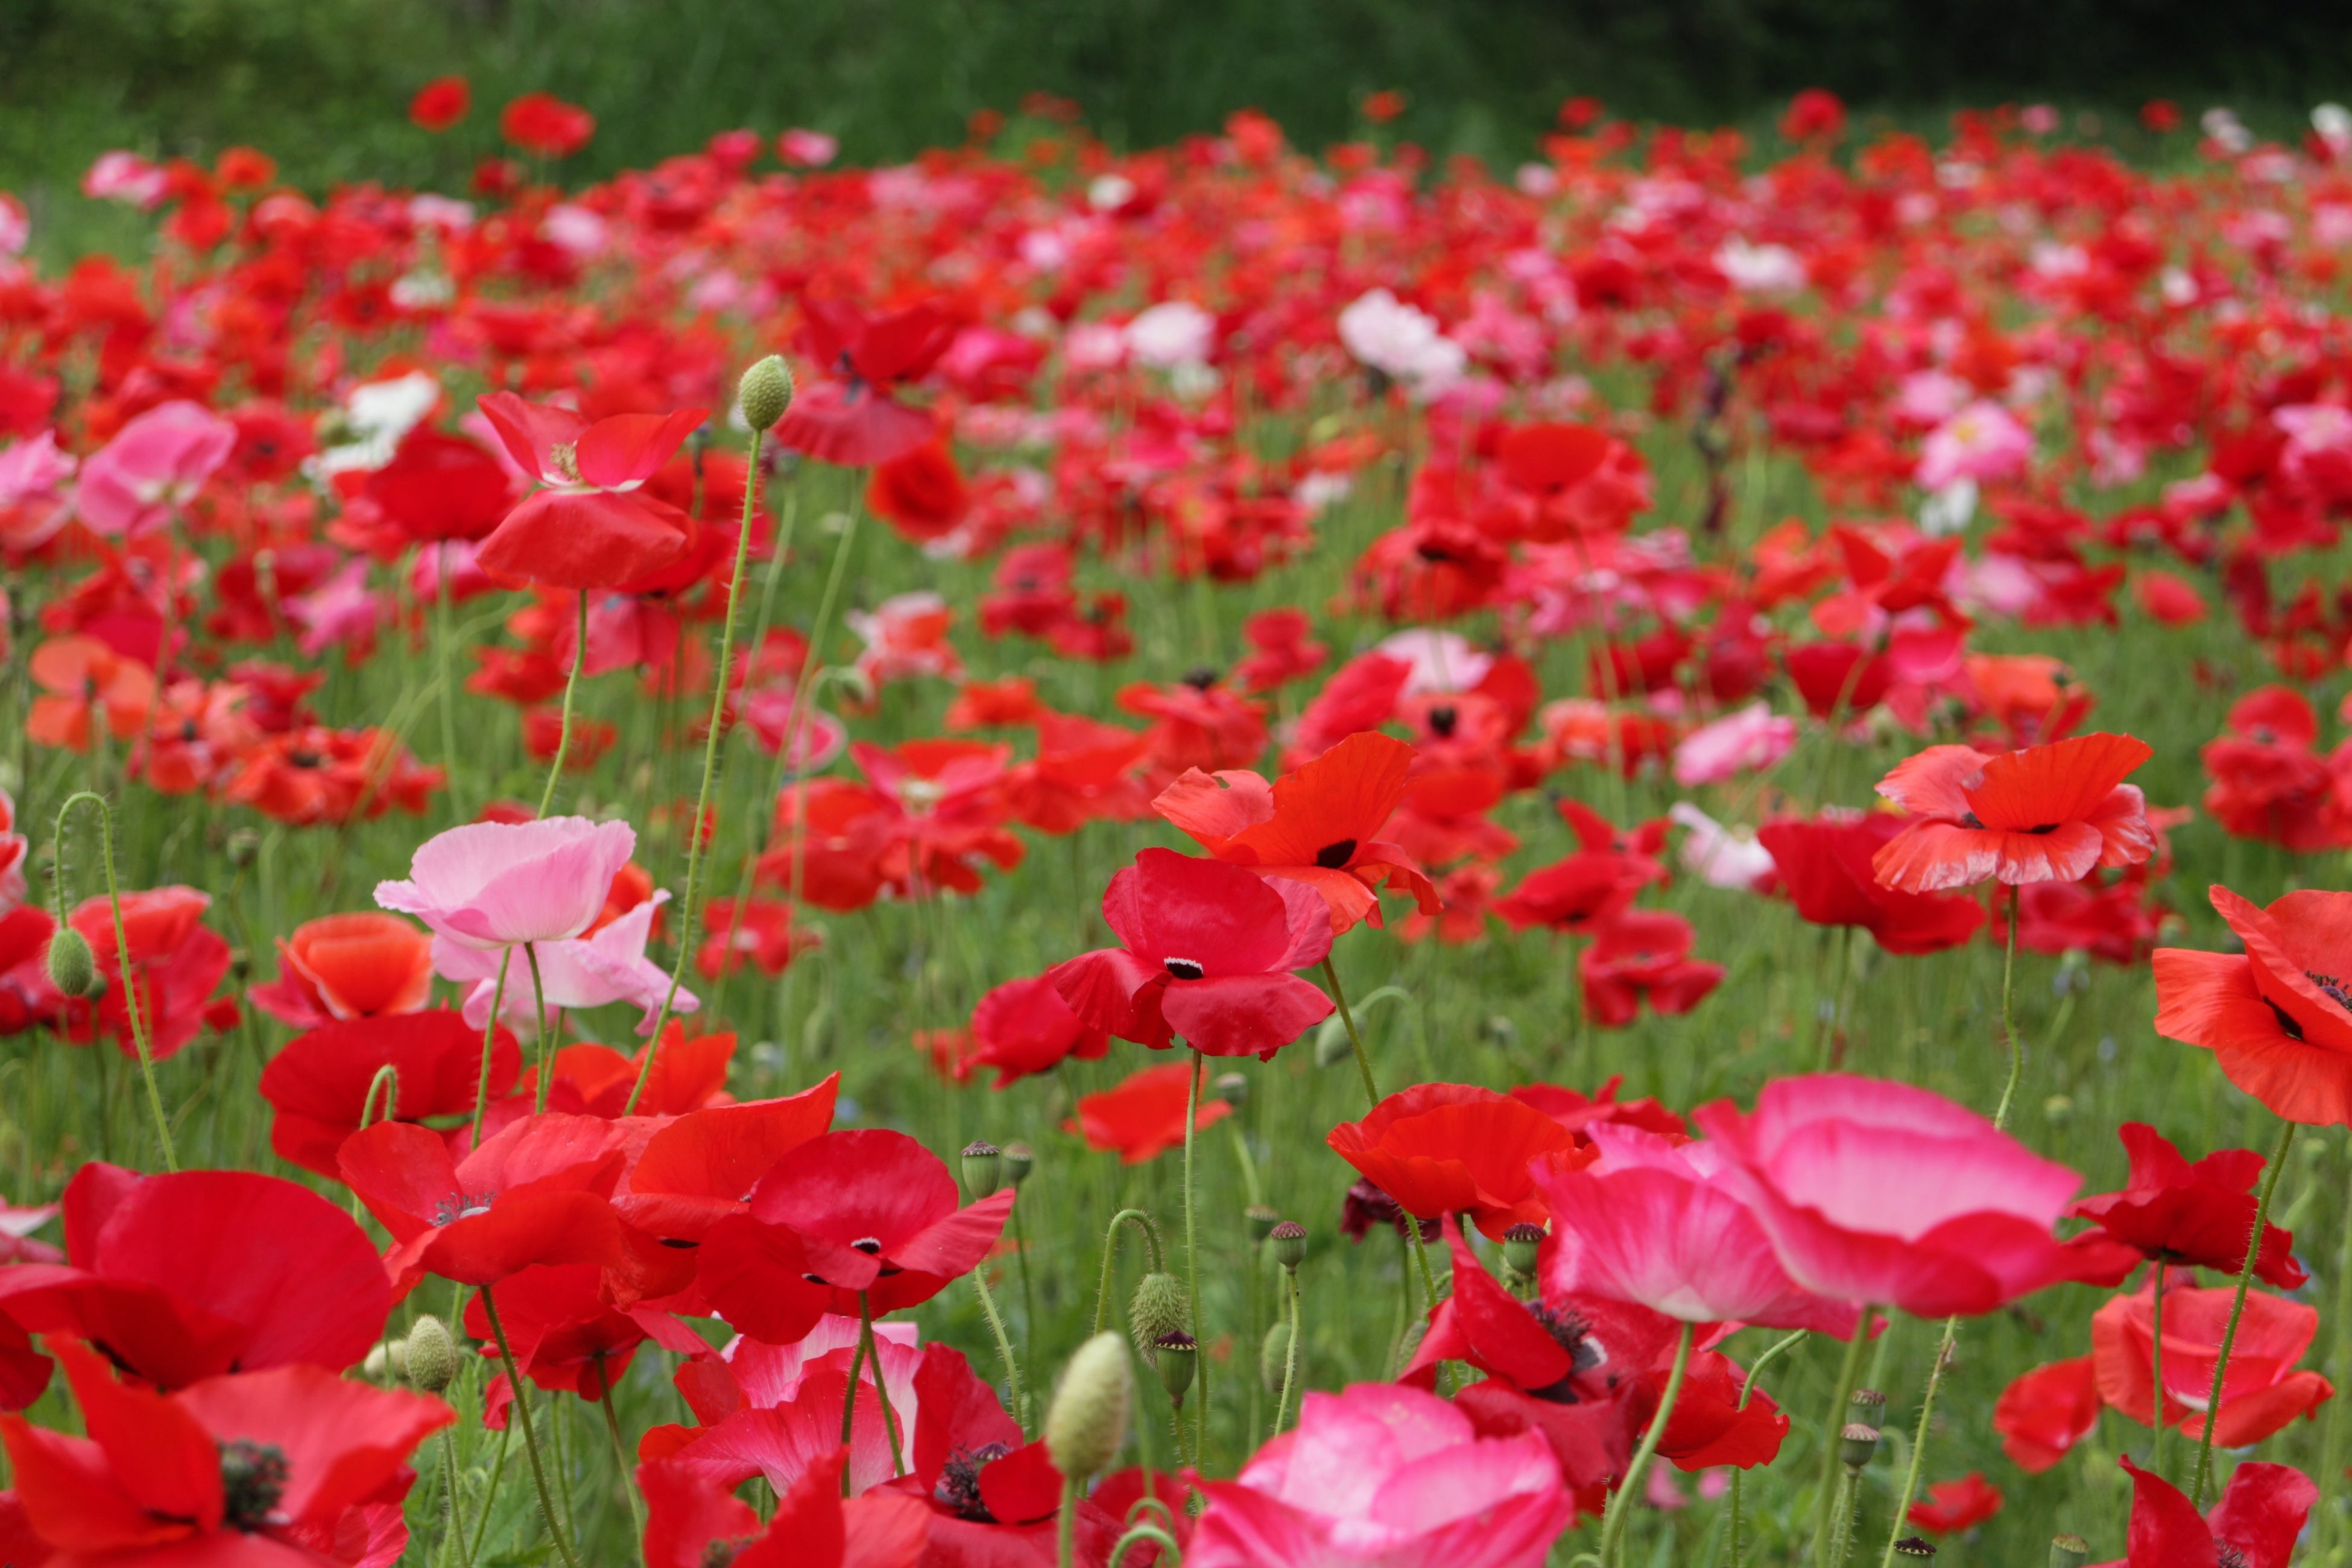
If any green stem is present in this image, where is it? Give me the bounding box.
[1811,1317,1874,1567]
[436,1426,467,1568]
[593,1355,642,1536]
[478,1286,581,1568]
[1877,1316,1959,1568]
[534,590,589,819]
[840,1326,865,1498]
[1320,954,1380,1108]
[1599,1320,1695,1568]
[973,1262,1028,1435]
[525,940,552,1113]
[54,792,173,1171]
[1180,1046,1210,1460]
[1092,1209,1167,1334]
[859,1292,906,1479]
[2316,1137,2352,1558]
[1991,882,2024,1130]
[1056,1473,1079,1568]
[2149,1261,2170,1482]
[1276,1264,1303,1434]
[435,542,466,820]
[1106,1524,1182,1568]
[469,948,513,1146]
[464,1419,511,1568]
[628,429,768,1111]
[2190,1116,2296,1507]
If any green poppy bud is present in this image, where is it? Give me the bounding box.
[1128,1271,1190,1364]
[737,355,795,433]
[45,928,98,999]
[1212,1072,1248,1108]
[1044,1332,1130,1484]
[404,1315,458,1394]
[1245,1204,1278,1243]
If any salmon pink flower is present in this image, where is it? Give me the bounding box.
[2104,1454,2313,1568]
[473,393,705,589]
[2090,1277,2333,1446]
[249,911,434,1029]
[25,634,156,753]
[1328,1084,1579,1240]
[1067,1062,1233,1163]
[2069,1122,2304,1286]
[1870,732,2157,893]
[1672,701,1797,786]
[1916,400,2032,490]
[375,815,636,950]
[1049,849,1333,1059]
[2154,885,2352,1125]
[72,400,236,539]
[258,1010,522,1178]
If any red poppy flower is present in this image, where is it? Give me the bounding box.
[258,1010,522,1178]
[1152,730,1440,934]
[1906,1473,2002,1535]
[409,75,470,132]
[642,1448,929,1568]
[2109,1453,2312,1568]
[776,300,957,467]
[2069,1122,2304,1286]
[461,1262,704,1400]
[1870,732,2157,893]
[249,912,434,1029]
[0,1163,391,1397]
[363,426,513,544]
[2091,1277,2333,1447]
[474,393,706,589]
[1992,1355,2101,1473]
[1327,1084,1581,1239]
[1004,713,1152,836]
[50,885,236,1061]
[611,1074,839,1245]
[501,92,595,158]
[867,440,969,543]
[2199,686,2350,851]
[338,1112,630,1292]
[1493,817,1666,934]
[1048,849,1333,1059]
[1757,813,1987,955]
[1992,878,2168,967]
[514,1025,735,1121]
[1067,1063,1233,1164]
[25,635,156,753]
[1577,911,1724,1026]
[0,1340,451,1568]
[966,972,1111,1088]
[699,1130,1015,1345]
[1510,1078,1687,1143]
[2155,885,2352,1125]
[697,896,815,981]
[1233,607,1327,694]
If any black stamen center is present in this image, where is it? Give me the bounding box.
[1314,838,1358,869]
[220,1440,291,1531]
[1165,956,1205,981]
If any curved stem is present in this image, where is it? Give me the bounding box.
[1810,1316,1874,1567]
[1320,955,1380,1108]
[478,1286,580,1568]
[1991,882,2024,1130]
[973,1261,1028,1435]
[2191,1117,2296,1507]
[1180,1047,1210,1459]
[358,1062,400,1131]
[1727,1328,1809,1564]
[859,1292,906,1479]
[534,590,590,819]
[1877,1316,1959,1568]
[1092,1209,1168,1334]
[469,948,513,1146]
[1107,1524,1183,1568]
[1599,1320,1695,1568]
[54,792,173,1171]
[2149,1261,2170,1482]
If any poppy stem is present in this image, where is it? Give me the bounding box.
[1092,1209,1168,1334]
[1724,1330,1809,1568]
[524,940,554,1112]
[1877,1314,1959,1568]
[1105,1524,1181,1568]
[434,542,466,819]
[534,589,590,819]
[2316,1140,2352,1559]
[2149,1260,2169,1481]
[1599,1318,1695,1568]
[1810,1315,1873,1567]
[593,1355,643,1535]
[973,1261,1028,1434]
[1320,955,1380,1108]
[1055,1473,1080,1568]
[840,1329,865,1498]
[477,1285,582,1568]
[1180,1046,1212,1462]
[54,791,174,1172]
[435,1425,467,1568]
[1991,882,2023,1130]
[2190,1116,2295,1508]
[859,1291,907,1479]
[353,1063,399,1221]
[1275,1257,1303,1434]
[469,948,513,1146]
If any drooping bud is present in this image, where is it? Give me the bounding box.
[45,927,98,999]
[2047,1535,2090,1568]
[1259,1320,1292,1393]
[1152,1331,1197,1404]
[1128,1271,1190,1364]
[1502,1222,1544,1277]
[404,1314,458,1393]
[1838,1422,1880,1469]
[1245,1204,1278,1243]
[1270,1219,1306,1271]
[960,1140,1004,1200]
[1043,1332,1131,1484]
[737,355,795,433]
[1002,1142,1036,1187]
[1212,1072,1248,1108]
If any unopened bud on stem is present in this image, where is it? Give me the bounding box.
[736,355,794,433]
[1044,1332,1131,1483]
[45,928,98,999]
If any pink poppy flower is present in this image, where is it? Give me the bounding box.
[72,400,237,538]
[1189,1382,1572,1568]
[437,891,696,1035]
[1916,400,2033,490]
[1531,1124,1860,1334]
[1671,701,1798,787]
[375,817,636,950]
[1693,1074,2137,1317]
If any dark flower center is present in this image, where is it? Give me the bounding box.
[1523,1302,1607,1405]
[1314,838,1358,869]
[2309,972,2352,1014]
[851,1236,884,1254]
[1165,956,1205,980]
[934,1443,1013,1522]
[220,1439,291,1531]
[1181,666,1219,691]
[432,1191,496,1225]
[1427,706,1458,737]
[703,1538,753,1568]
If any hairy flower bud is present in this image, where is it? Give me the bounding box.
[960,1140,1004,1200]
[1259,1320,1292,1394]
[45,927,98,999]
[737,355,794,433]
[1044,1332,1131,1483]
[404,1314,458,1394]
[1128,1271,1190,1364]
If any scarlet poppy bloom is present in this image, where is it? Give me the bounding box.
[249,911,434,1029]
[1153,730,1440,934]
[409,75,471,132]
[1577,911,1724,1026]
[461,1262,704,1400]
[338,1112,630,1292]
[501,92,595,158]
[1049,849,1333,1059]
[1067,1062,1233,1164]
[1003,712,1152,835]
[258,1010,522,1177]
[867,439,969,543]
[1327,1084,1581,1239]
[699,1130,1014,1345]
[2108,1454,2312,1568]
[473,393,706,589]
[965,972,1111,1087]
[1493,801,1668,935]
[642,1448,929,1568]
[610,1073,839,1245]
[1906,1473,2002,1535]
[776,300,957,467]
[1991,1355,2101,1473]
[1510,1077,1687,1143]
[2069,1122,2304,1286]
[364,426,513,544]
[25,634,155,752]
[0,1340,451,1568]
[50,886,236,1061]
[1870,732,2157,893]
[2199,686,2349,852]
[2154,885,2352,1125]
[1756,813,1986,955]
[1233,607,1327,694]
[0,1163,391,1397]
[2090,1277,2333,1446]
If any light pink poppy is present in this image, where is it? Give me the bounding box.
[1672,701,1798,787]
[1693,1073,2137,1318]
[1916,400,2033,490]
[375,817,636,950]
[72,400,238,538]
[1532,1124,1862,1335]
[1189,1382,1572,1568]
[437,892,696,1035]
[0,433,76,551]
[0,1197,60,1264]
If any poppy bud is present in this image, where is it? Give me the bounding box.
[1502,1222,1544,1277]
[1128,1271,1190,1363]
[1152,1330,1197,1404]
[1313,1020,1352,1069]
[1270,1219,1306,1271]
[2043,1093,2074,1127]
[226,828,261,868]
[45,928,98,999]
[1838,1422,1880,1469]
[960,1140,1004,1200]
[1245,1204,1277,1243]
[737,355,795,432]
[2048,1536,2089,1568]
[1259,1320,1292,1393]
[1212,1072,1248,1108]
[1044,1332,1131,1484]
[362,1341,395,1381]
[1892,1540,1935,1559]
[1847,1387,1886,1427]
[405,1315,458,1393]
[1002,1142,1035,1187]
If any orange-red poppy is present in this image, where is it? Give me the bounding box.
[2155,885,2352,1126]
[1870,731,2156,893]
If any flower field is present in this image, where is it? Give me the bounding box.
[4,83,2352,1567]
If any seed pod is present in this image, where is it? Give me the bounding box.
[737,355,795,432]
[404,1315,458,1394]
[1838,1421,1880,1469]
[1212,1072,1248,1108]
[2048,1535,2090,1568]
[1245,1204,1277,1243]
[1043,1332,1131,1484]
[1128,1271,1190,1364]
[1152,1331,1197,1403]
[1002,1142,1035,1187]
[1502,1222,1543,1277]
[1259,1320,1292,1394]
[960,1140,1004,1200]
[45,928,98,999]
[1847,1387,1887,1426]
[1892,1539,1936,1559]
[1269,1219,1306,1271]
